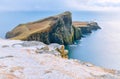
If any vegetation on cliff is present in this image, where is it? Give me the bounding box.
[6,11,100,45]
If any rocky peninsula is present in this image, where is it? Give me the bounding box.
[6,11,100,45]
[3,11,119,79]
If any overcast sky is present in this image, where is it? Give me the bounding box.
[0,0,120,11]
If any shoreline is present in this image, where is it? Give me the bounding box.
[5,11,101,45]
[1,11,120,78]
[0,38,120,79]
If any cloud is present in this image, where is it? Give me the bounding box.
[64,0,120,11]
[0,0,120,11]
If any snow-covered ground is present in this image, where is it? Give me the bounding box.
[0,39,120,79]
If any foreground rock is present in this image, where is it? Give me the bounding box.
[73,21,101,34]
[0,39,120,79]
[0,39,68,58]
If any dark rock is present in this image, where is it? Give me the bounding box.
[6,11,75,45]
[72,26,82,40]
[6,12,100,45]
[72,21,101,34]
[80,26,92,34]
[89,22,101,30]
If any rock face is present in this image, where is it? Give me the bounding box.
[73,21,101,34]
[0,39,120,79]
[6,11,100,45]
[6,11,74,45]
[72,26,82,40]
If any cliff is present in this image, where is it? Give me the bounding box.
[6,11,100,45]
[0,39,120,79]
[73,21,101,34]
[6,11,75,45]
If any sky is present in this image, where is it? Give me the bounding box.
[0,0,120,11]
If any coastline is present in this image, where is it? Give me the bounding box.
[5,11,101,59]
[5,11,100,45]
[0,38,120,79]
[1,11,120,78]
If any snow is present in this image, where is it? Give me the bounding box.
[0,39,120,79]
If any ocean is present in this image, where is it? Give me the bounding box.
[0,11,120,70]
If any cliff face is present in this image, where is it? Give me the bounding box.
[6,11,75,45]
[73,21,101,34]
[0,39,120,79]
[6,11,100,45]
[73,26,82,40]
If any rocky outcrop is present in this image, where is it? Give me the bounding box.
[0,39,120,79]
[73,21,101,34]
[0,39,68,58]
[6,11,74,45]
[6,11,100,45]
[72,26,82,40]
